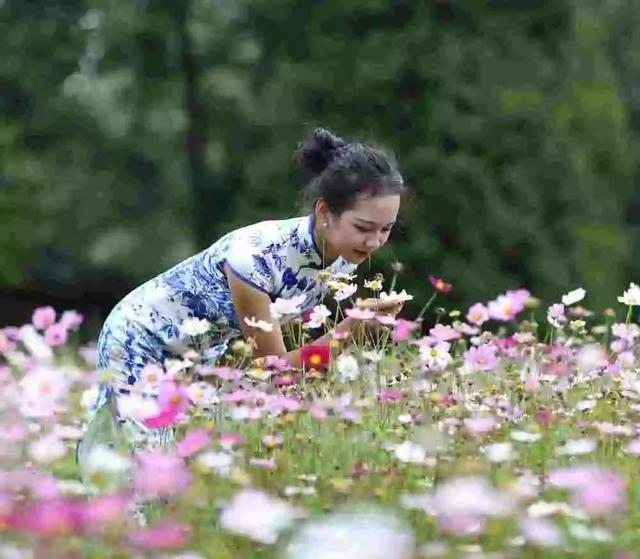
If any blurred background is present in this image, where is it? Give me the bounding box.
[3,0,640,337]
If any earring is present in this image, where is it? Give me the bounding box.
[322,222,328,227]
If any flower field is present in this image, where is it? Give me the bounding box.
[3,277,640,558]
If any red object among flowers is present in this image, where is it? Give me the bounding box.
[429,275,452,293]
[301,344,331,370]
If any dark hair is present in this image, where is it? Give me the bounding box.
[295,127,405,215]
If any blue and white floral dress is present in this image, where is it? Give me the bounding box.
[93,213,356,415]
[77,214,357,473]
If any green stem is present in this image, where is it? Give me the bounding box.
[416,291,438,322]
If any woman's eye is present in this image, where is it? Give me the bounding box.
[355,226,371,233]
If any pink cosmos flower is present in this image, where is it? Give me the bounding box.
[133,450,191,500]
[44,323,68,347]
[12,498,82,537]
[429,323,460,341]
[139,364,165,389]
[466,303,489,326]
[219,432,245,449]
[0,331,16,354]
[345,307,376,320]
[264,355,292,371]
[32,306,56,330]
[391,319,419,343]
[546,303,566,327]
[464,415,497,435]
[82,494,129,531]
[378,389,402,404]
[464,344,498,371]
[542,344,570,376]
[157,380,190,415]
[59,310,83,330]
[198,365,242,382]
[177,428,212,458]
[273,373,300,387]
[128,520,190,550]
[250,457,278,469]
[548,465,626,516]
[488,289,530,321]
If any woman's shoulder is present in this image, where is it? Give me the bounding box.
[218,215,309,249]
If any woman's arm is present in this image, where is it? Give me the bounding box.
[224,263,355,368]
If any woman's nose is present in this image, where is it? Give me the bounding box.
[365,234,382,249]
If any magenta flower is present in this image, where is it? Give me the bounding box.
[464,344,498,371]
[429,275,452,293]
[143,408,179,429]
[44,323,68,347]
[392,319,419,343]
[13,498,82,537]
[133,450,191,500]
[466,302,489,326]
[32,306,56,330]
[378,389,403,404]
[157,380,190,415]
[177,428,211,458]
[128,519,190,550]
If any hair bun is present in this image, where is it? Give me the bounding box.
[295,127,348,177]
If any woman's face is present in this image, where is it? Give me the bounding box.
[320,194,401,265]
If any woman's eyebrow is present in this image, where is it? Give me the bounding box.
[355,218,396,227]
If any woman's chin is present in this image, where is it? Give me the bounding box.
[345,250,369,264]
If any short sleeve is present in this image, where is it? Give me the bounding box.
[224,234,275,296]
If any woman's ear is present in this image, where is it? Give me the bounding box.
[315,199,331,226]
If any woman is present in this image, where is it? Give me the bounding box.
[79,127,405,465]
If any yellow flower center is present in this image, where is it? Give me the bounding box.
[309,354,322,365]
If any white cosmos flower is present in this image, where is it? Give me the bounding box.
[219,489,303,544]
[307,304,331,328]
[243,316,274,332]
[562,288,586,306]
[84,444,132,476]
[333,283,358,302]
[618,282,640,306]
[483,442,516,463]
[379,289,414,303]
[29,433,66,464]
[511,430,542,443]
[196,451,234,476]
[270,295,306,320]
[284,505,415,559]
[117,393,160,421]
[336,355,360,382]
[180,317,211,336]
[394,441,427,464]
[556,438,597,456]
